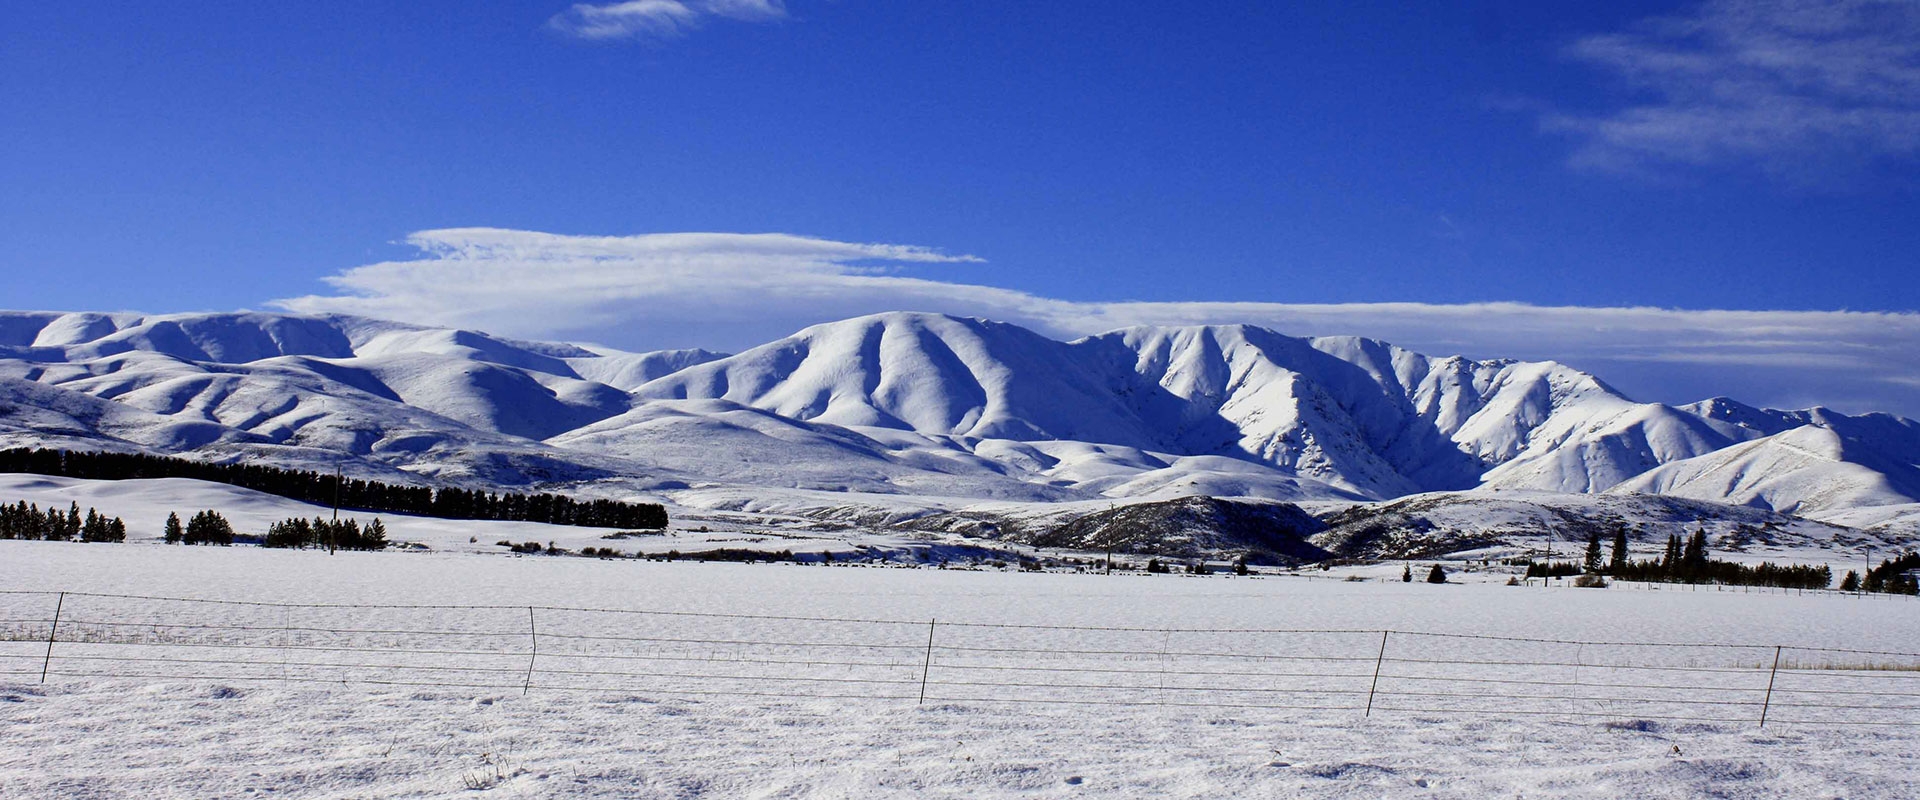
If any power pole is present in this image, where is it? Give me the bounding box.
[328,466,341,555]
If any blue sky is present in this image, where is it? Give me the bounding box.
[4,1,1919,413]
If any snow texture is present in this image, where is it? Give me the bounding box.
[3,309,1918,537]
[5,542,1920,798]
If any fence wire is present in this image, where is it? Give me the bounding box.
[1,590,1916,727]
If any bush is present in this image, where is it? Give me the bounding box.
[1571,574,1609,588]
[1425,564,1447,584]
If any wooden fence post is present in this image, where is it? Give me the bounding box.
[1365,630,1389,717]
[523,606,538,696]
[1759,645,1782,728]
[918,619,936,705]
[39,592,64,684]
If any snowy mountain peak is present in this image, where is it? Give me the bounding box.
[2,308,1916,521]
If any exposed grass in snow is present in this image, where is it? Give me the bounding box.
[5,681,1920,799]
[4,541,1920,797]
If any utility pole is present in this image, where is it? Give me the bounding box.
[1104,503,1115,574]
[328,466,341,555]
[1542,521,1554,587]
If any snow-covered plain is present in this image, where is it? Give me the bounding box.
[5,540,1920,798]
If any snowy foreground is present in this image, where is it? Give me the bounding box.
[5,542,1920,798]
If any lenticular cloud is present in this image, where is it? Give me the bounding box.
[273,228,1920,416]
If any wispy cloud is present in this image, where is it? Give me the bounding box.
[273,228,1920,417]
[548,0,786,40]
[1548,0,1920,176]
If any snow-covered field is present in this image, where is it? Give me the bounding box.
[4,540,1920,798]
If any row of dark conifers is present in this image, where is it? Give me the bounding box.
[0,448,667,530]
[0,499,127,542]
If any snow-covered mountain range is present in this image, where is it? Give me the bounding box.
[2,309,1916,537]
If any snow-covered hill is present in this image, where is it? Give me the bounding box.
[2,309,1916,537]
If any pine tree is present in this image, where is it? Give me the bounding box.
[1839,570,1861,592]
[1583,529,1603,573]
[164,512,183,544]
[1426,564,1447,584]
[1609,527,1629,573]
[1402,563,1413,582]
[185,510,234,546]
[1682,528,1709,578]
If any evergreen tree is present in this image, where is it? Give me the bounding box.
[1402,563,1413,582]
[362,518,388,550]
[185,510,234,546]
[1426,564,1447,584]
[1681,528,1709,579]
[1583,529,1603,573]
[1839,570,1861,592]
[1609,527,1629,573]
[164,512,183,544]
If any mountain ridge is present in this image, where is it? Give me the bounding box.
[1,309,1913,525]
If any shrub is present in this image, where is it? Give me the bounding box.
[1571,574,1609,588]
[1425,564,1447,584]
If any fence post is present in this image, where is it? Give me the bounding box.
[523,606,538,696]
[1759,645,1782,728]
[917,618,936,705]
[1364,630,1389,717]
[39,592,65,684]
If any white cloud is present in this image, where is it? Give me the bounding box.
[273,228,1920,418]
[1549,0,1920,176]
[548,0,785,40]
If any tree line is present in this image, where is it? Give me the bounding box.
[262,516,389,551]
[161,510,235,545]
[1525,528,1832,591]
[0,500,126,542]
[1843,551,1920,595]
[0,448,667,530]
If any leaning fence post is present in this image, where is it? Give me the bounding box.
[917,618,937,705]
[39,592,65,684]
[523,606,538,696]
[1759,645,1782,728]
[1364,630,1389,717]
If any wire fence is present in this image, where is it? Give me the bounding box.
[1,589,1916,728]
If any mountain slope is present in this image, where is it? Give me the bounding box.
[1,308,1915,527]
[1609,424,1920,519]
